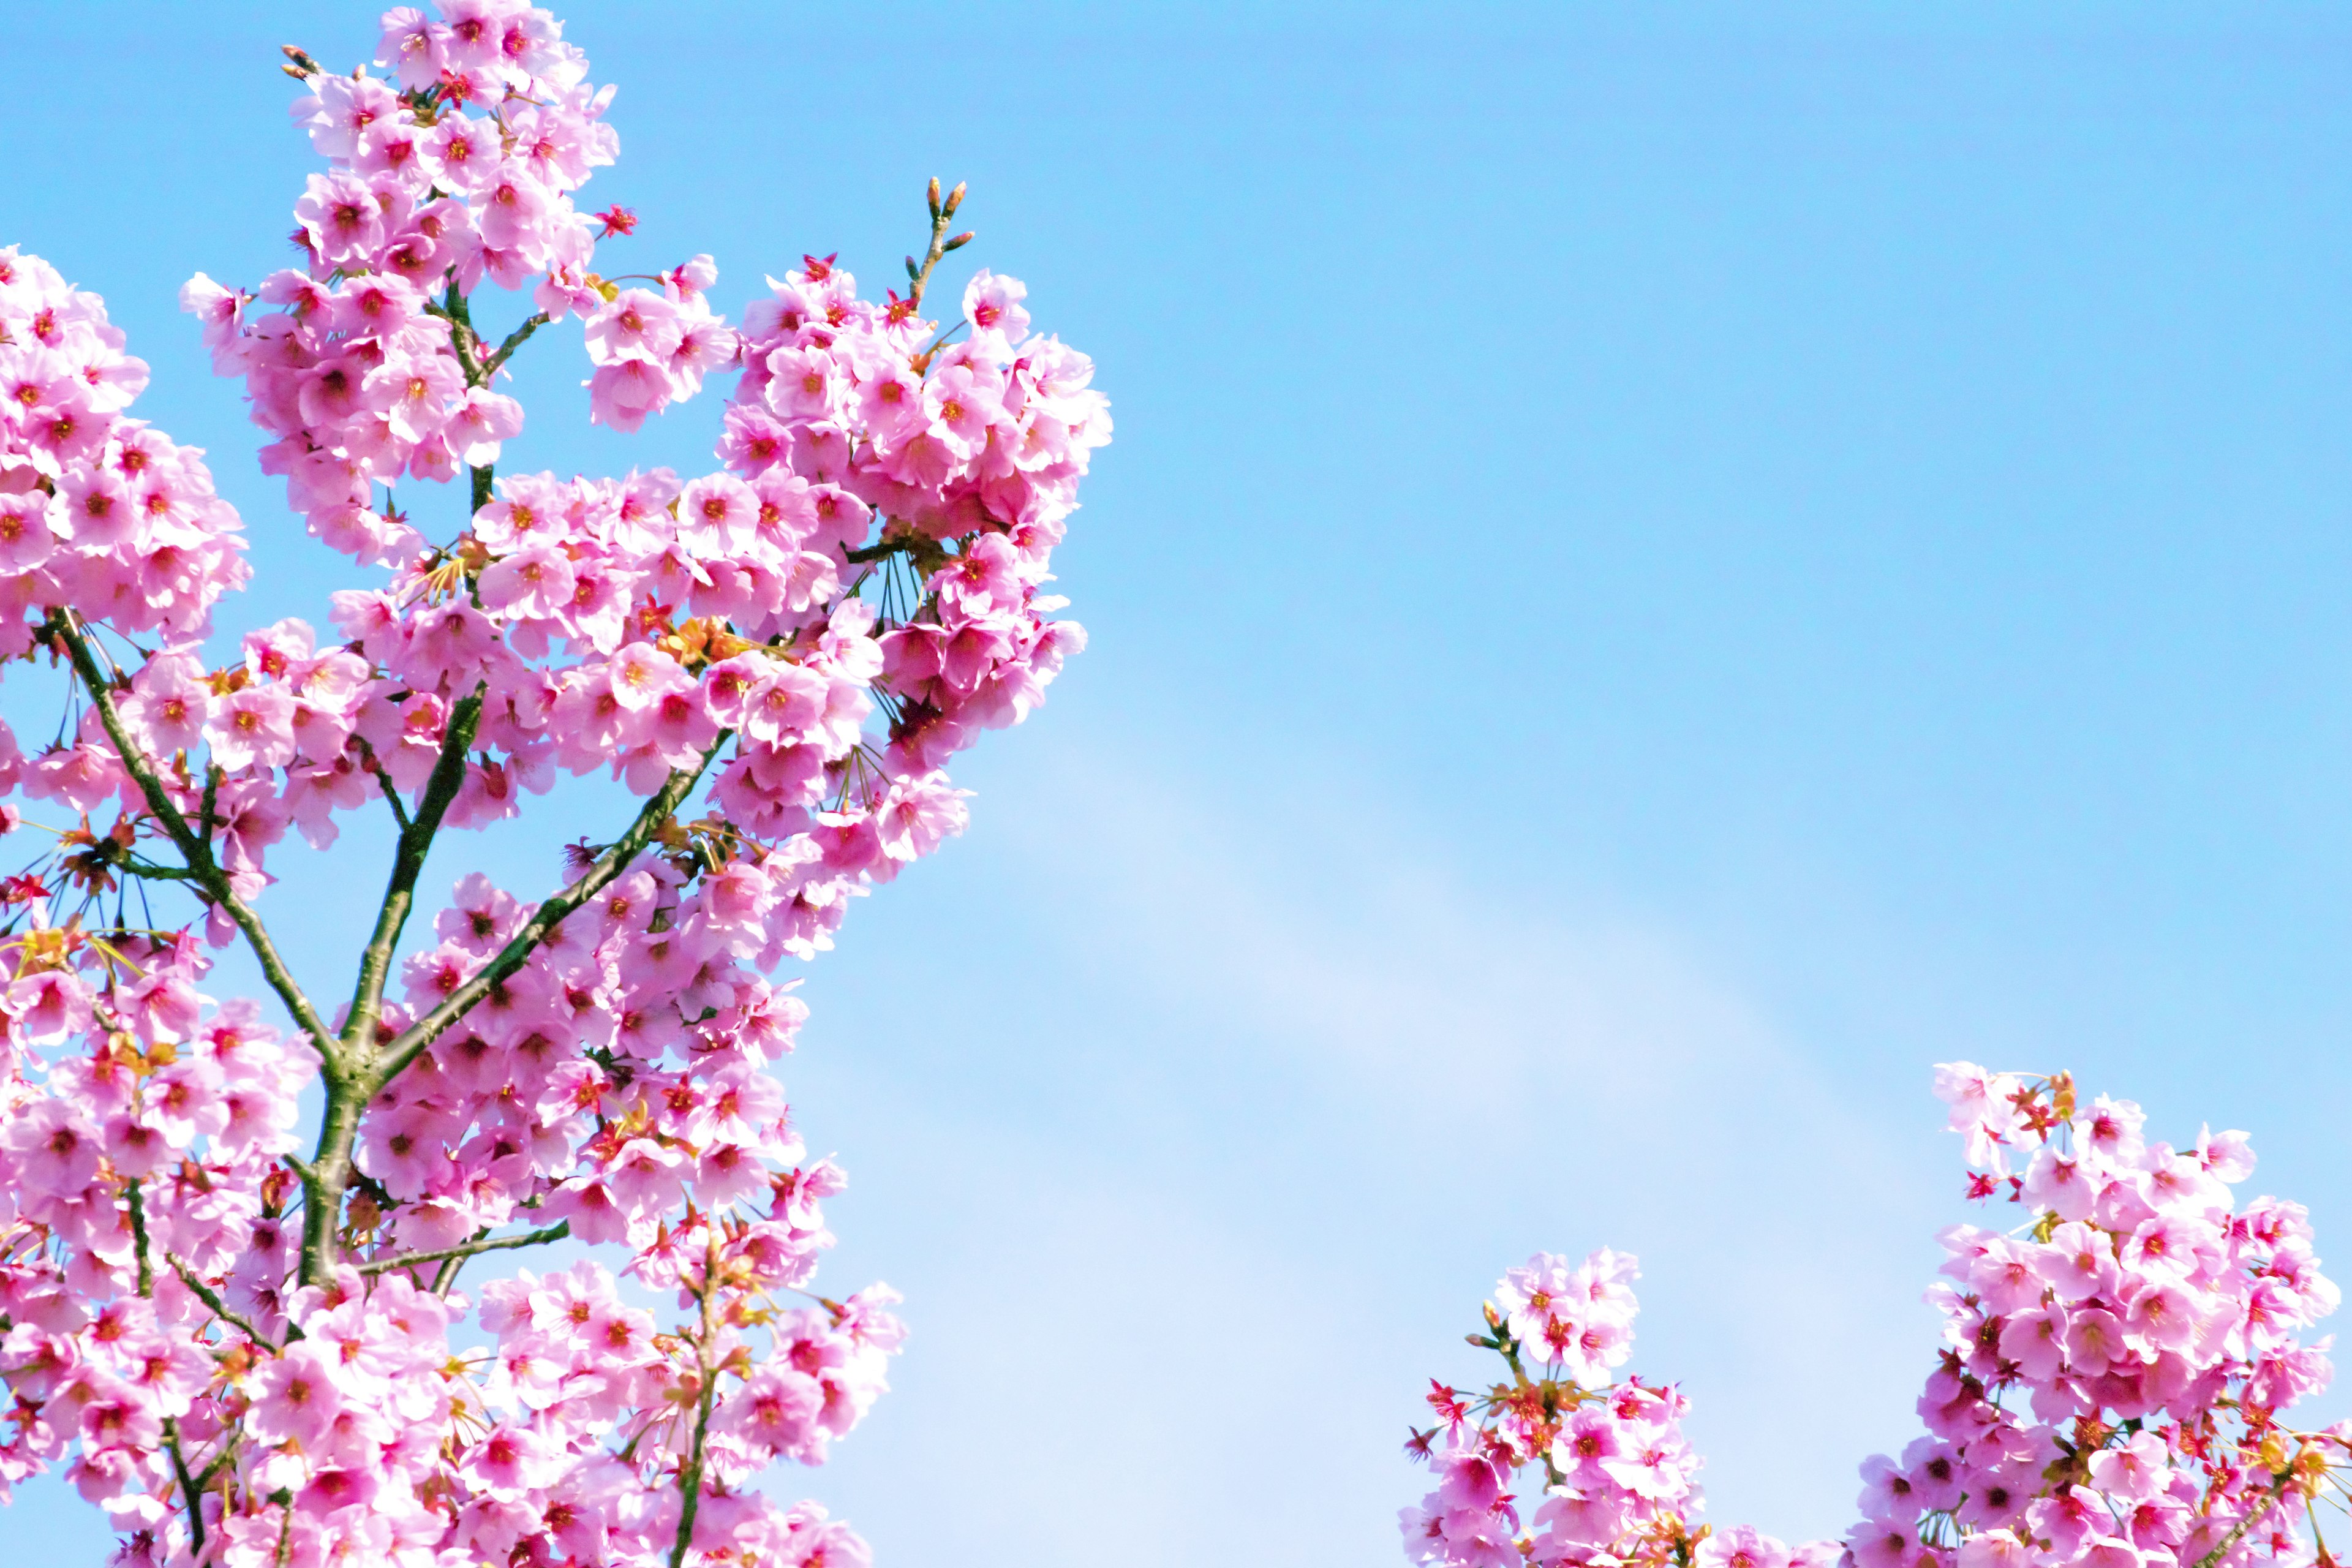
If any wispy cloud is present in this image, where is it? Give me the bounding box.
[785,733,1953,1562]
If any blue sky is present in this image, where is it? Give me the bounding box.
[6,2,2352,1562]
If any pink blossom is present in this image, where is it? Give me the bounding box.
[203,684,298,772]
[1997,1304,2069,1381]
[293,171,387,268]
[1698,1526,1792,1568]
[962,268,1030,345]
[478,544,576,621]
[245,1342,343,1447]
[363,352,462,443]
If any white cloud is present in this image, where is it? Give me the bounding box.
[785,734,1953,1561]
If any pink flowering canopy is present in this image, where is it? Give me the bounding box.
[1401,1069,2342,1568]
[0,2,1108,1564]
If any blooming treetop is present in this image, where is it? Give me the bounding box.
[1400,1071,2341,1568]
[0,3,1107,1565]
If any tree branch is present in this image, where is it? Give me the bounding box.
[119,857,202,883]
[669,1227,725,1568]
[483,312,549,379]
[2195,1471,2296,1568]
[906,176,971,311]
[355,1219,570,1277]
[164,1419,207,1559]
[125,1178,155,1298]
[168,1256,277,1352]
[55,612,340,1069]
[341,690,483,1052]
[844,537,915,565]
[365,737,728,1097]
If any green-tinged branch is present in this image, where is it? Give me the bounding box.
[355,1220,571,1278]
[53,612,339,1070]
[168,1256,277,1352]
[342,691,483,1052]
[366,736,728,1097]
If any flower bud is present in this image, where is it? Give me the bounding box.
[943,230,975,252]
[943,180,967,217]
[927,176,942,218]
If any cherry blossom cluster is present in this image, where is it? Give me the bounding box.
[0,1,1109,1563]
[0,248,249,658]
[1400,1248,1837,1568]
[1403,1071,2345,1568]
[182,1,617,566]
[0,859,901,1565]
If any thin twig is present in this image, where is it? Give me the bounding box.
[906,177,971,311]
[55,612,338,1067]
[355,1220,571,1277]
[358,750,413,834]
[669,1227,725,1568]
[341,691,484,1052]
[164,1419,207,1558]
[124,1178,154,1298]
[168,1256,278,1352]
[483,312,549,379]
[2196,1474,2296,1568]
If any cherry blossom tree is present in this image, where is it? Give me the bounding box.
[0,3,1107,1563]
[1400,1069,2342,1568]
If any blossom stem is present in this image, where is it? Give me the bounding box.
[195,1439,239,1490]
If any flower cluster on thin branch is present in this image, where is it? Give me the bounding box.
[1403,1071,2342,1568]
